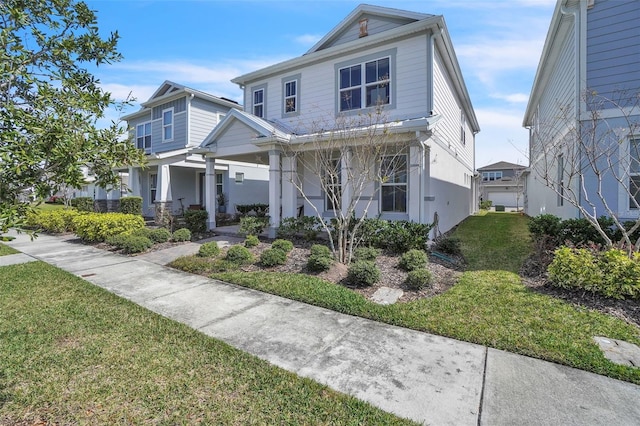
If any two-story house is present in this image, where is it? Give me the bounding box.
[478,161,526,210]
[122,81,269,219]
[196,4,479,236]
[523,0,640,220]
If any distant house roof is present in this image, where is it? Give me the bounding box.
[122,80,241,121]
[478,161,526,171]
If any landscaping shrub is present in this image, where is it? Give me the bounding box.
[147,227,171,243]
[307,244,334,272]
[272,239,293,253]
[168,255,214,274]
[119,197,143,216]
[172,228,192,242]
[71,197,94,212]
[244,235,260,248]
[260,248,287,267]
[277,216,321,241]
[399,249,428,271]
[198,241,220,258]
[347,260,380,286]
[253,203,269,217]
[479,200,493,210]
[528,214,563,246]
[235,204,253,216]
[353,246,380,262]
[433,237,462,256]
[25,209,82,233]
[598,249,640,299]
[73,212,145,242]
[225,245,254,264]
[239,216,269,236]
[184,209,208,234]
[405,268,433,290]
[349,219,432,253]
[547,247,603,292]
[107,233,152,254]
[559,218,608,246]
[310,244,332,258]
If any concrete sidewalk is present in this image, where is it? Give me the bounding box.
[3,232,640,425]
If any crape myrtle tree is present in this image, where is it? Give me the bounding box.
[281,106,413,264]
[530,89,640,255]
[0,0,146,232]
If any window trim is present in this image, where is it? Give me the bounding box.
[136,122,152,151]
[380,154,408,213]
[250,83,267,118]
[482,171,503,182]
[281,74,301,118]
[162,108,174,142]
[215,172,224,202]
[149,172,158,204]
[628,137,640,211]
[334,48,397,115]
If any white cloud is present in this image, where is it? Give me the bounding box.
[293,33,322,45]
[490,93,530,103]
[474,108,530,168]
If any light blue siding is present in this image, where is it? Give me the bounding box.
[586,0,640,106]
[151,98,186,120]
[152,111,187,153]
[190,97,229,146]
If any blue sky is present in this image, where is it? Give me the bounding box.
[86,0,557,168]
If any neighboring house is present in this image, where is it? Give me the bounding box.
[478,161,526,210]
[122,81,269,218]
[523,0,640,220]
[195,4,479,236]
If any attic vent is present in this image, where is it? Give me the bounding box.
[359,18,368,38]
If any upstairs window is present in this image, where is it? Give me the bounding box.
[136,122,151,150]
[339,56,390,112]
[284,80,297,113]
[253,88,264,118]
[482,171,503,182]
[162,108,173,141]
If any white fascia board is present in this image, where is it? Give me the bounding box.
[121,108,151,122]
[305,4,430,54]
[232,15,443,86]
[146,148,190,161]
[523,0,577,126]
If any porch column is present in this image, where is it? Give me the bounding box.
[408,143,424,223]
[340,147,353,216]
[205,157,217,230]
[155,163,173,224]
[94,186,107,212]
[281,153,298,219]
[128,167,141,197]
[268,149,282,238]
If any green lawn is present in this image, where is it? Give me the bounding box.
[0,243,18,256]
[0,261,414,425]
[205,213,640,384]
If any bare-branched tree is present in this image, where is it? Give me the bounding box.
[280,106,415,264]
[529,89,640,255]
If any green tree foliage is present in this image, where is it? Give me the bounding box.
[0,0,146,232]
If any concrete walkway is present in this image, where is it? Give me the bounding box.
[3,232,640,425]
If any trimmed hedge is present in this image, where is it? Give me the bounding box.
[347,260,380,286]
[260,248,288,267]
[72,212,145,242]
[25,209,83,233]
[226,245,254,264]
[198,241,220,258]
[244,235,260,248]
[184,209,208,234]
[405,268,433,290]
[272,239,294,253]
[172,228,192,242]
[119,197,143,216]
[399,249,428,271]
[71,197,94,212]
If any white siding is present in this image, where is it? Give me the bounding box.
[243,36,429,133]
[318,14,416,51]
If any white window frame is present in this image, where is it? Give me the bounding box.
[162,108,173,142]
[482,171,503,182]
[216,172,224,200]
[628,137,640,210]
[253,88,264,118]
[380,154,407,213]
[338,56,391,112]
[284,79,297,114]
[460,109,466,146]
[149,172,158,204]
[324,158,341,212]
[136,122,151,151]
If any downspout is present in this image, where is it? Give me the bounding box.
[560,1,582,218]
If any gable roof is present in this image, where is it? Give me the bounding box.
[199,109,291,149]
[122,80,241,121]
[478,161,526,171]
[306,4,432,54]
